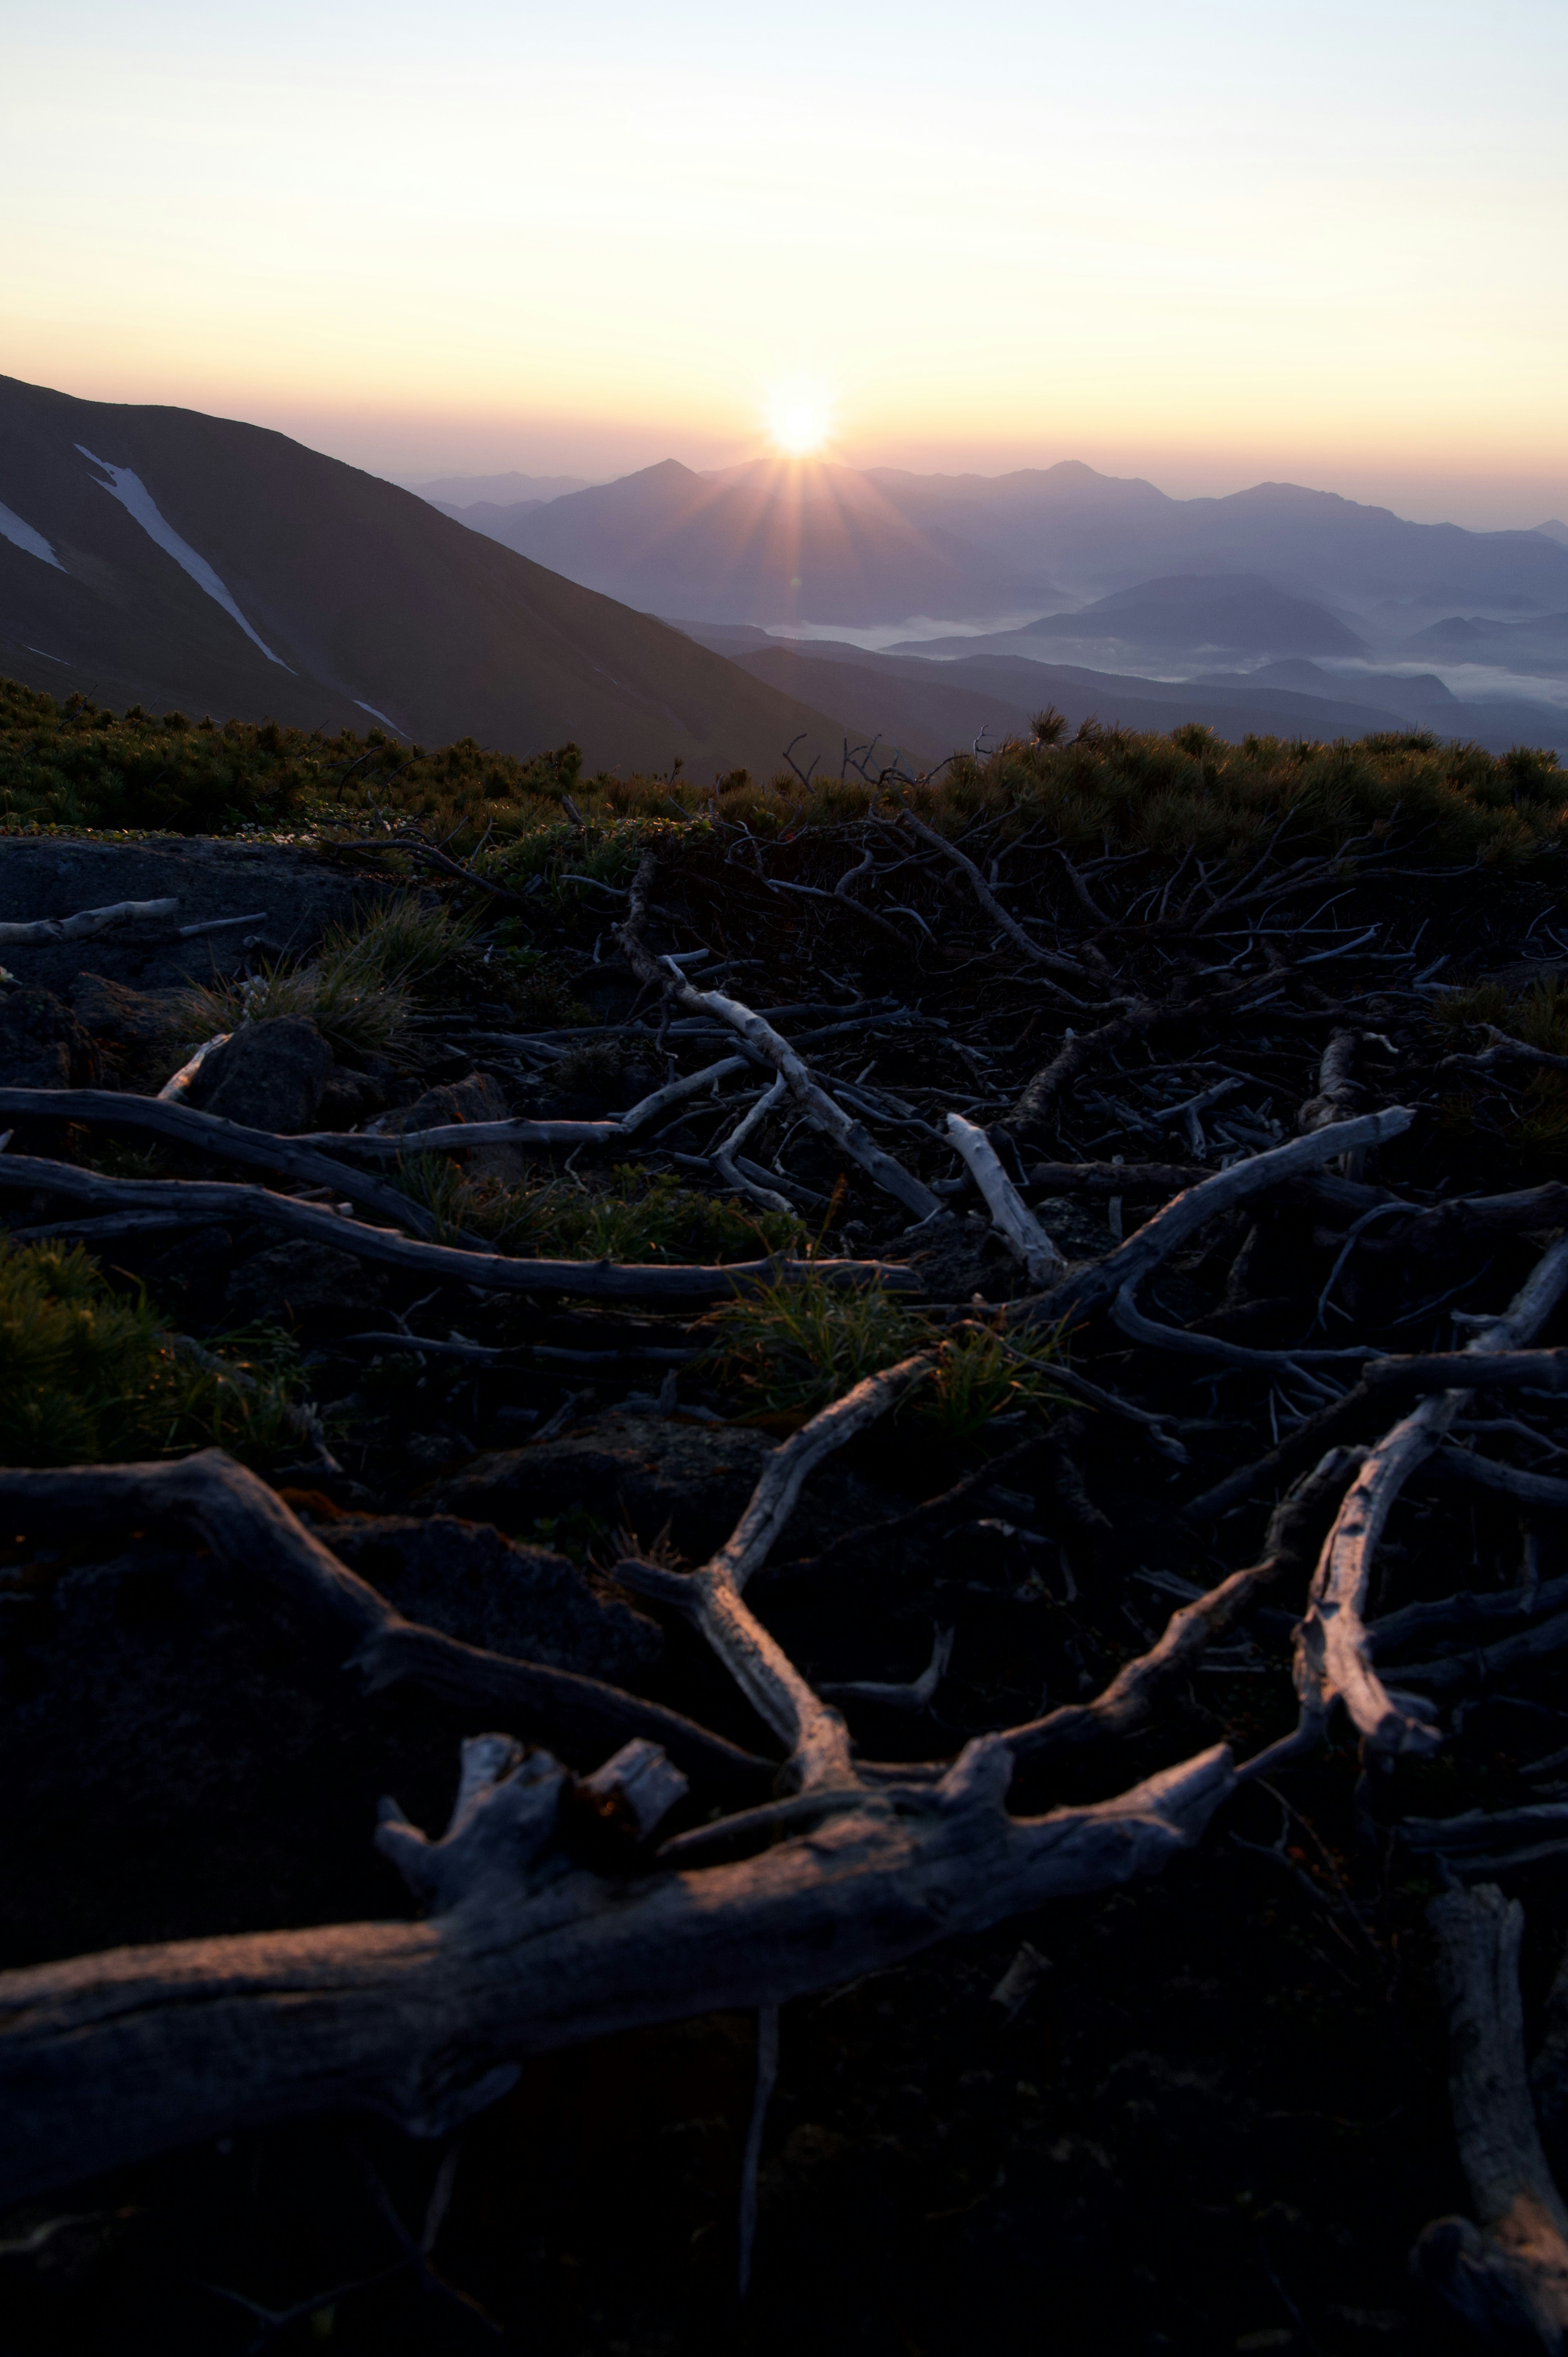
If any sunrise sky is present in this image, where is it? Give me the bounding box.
[5,0,1564,526]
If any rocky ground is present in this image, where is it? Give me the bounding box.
[5,819,1568,2354]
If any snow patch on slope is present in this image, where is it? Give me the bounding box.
[75,446,291,669]
[0,502,63,570]
[352,700,404,734]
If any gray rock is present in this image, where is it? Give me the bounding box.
[432,1409,775,1559]
[69,972,185,1044]
[397,1069,529,1180]
[323,1512,662,1681]
[1031,1195,1118,1261]
[0,988,100,1088]
[188,1016,334,1133]
[225,1240,384,1325]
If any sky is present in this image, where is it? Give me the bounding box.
[3,0,1565,527]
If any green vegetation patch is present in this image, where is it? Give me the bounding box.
[5,674,1563,880]
[700,1271,1067,1441]
[0,1237,305,1466]
[393,1157,803,1263]
[1432,977,1568,1162]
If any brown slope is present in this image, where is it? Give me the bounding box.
[0,376,853,776]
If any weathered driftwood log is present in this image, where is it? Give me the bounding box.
[0,1086,459,1244]
[1413,1884,1568,2350]
[0,897,178,945]
[946,1112,1065,1283]
[0,1154,916,1303]
[1025,1105,1414,1332]
[1290,1233,1568,1763]
[0,1725,1234,2208]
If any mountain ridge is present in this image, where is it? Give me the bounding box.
[0,377,856,777]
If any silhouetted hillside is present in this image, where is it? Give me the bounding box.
[0,378,855,776]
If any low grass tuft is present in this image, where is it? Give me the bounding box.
[1433,978,1568,1162]
[699,1273,1067,1438]
[392,1157,803,1263]
[0,1238,305,1466]
[172,896,476,1061]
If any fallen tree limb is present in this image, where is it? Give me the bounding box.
[618,855,942,1220]
[1025,1106,1414,1333]
[0,1154,917,1304]
[0,1452,777,1797]
[1006,975,1283,1138]
[0,1724,1234,2207]
[615,1354,939,1790]
[1185,1348,1568,1521]
[946,1112,1065,1282]
[1290,1233,1568,1761]
[1412,1883,1568,2350]
[0,897,178,945]
[1440,1029,1568,1079]
[1003,1449,1361,1768]
[898,805,1097,984]
[0,1086,466,1244]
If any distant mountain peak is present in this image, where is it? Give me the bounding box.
[1537,519,1568,546]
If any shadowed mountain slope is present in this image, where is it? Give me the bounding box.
[0,378,853,776]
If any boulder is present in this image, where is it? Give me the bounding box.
[323,1514,662,1681]
[187,1017,334,1133]
[432,1409,774,1560]
[0,988,100,1088]
[397,1069,530,1180]
[69,972,185,1044]
[224,1240,383,1325]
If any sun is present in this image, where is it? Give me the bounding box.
[766,391,833,457]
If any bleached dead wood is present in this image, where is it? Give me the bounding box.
[1297,1026,1363,1132]
[1026,1105,1414,1332]
[897,804,1097,984]
[711,1074,793,1215]
[1002,1450,1361,1768]
[0,1343,1376,2209]
[0,1086,463,1244]
[618,854,942,1220]
[0,1154,915,1303]
[156,1031,229,1100]
[0,1724,1234,2208]
[1290,1233,1568,1762]
[1441,1029,1568,1079]
[945,1112,1065,1283]
[1412,1884,1568,2350]
[0,896,178,945]
[615,1354,938,1789]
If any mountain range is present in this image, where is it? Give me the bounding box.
[444,455,1568,629]
[0,378,849,775]
[3,374,1566,775]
